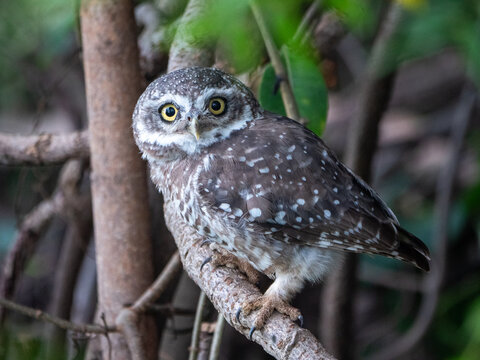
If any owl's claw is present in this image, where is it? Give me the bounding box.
[298,315,304,327]
[200,256,212,271]
[236,308,242,322]
[240,294,302,340]
[249,325,256,340]
[200,239,213,247]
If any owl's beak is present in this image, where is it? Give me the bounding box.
[189,118,200,140]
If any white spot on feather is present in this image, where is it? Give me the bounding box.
[249,208,262,218]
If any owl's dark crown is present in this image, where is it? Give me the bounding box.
[133,67,264,161]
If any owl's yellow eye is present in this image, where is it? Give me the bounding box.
[159,104,178,122]
[208,98,226,116]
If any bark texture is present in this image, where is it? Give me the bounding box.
[167,0,214,72]
[81,0,157,358]
[0,130,89,166]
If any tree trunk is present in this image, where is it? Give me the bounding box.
[81,0,157,358]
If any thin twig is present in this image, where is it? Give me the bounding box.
[0,297,115,334]
[188,291,207,360]
[208,314,226,360]
[0,130,89,166]
[250,0,301,122]
[147,304,196,316]
[370,87,477,360]
[132,251,182,312]
[293,0,321,43]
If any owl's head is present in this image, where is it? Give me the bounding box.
[133,67,264,161]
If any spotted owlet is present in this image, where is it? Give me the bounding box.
[132,67,430,336]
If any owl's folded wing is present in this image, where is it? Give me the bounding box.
[197,115,430,271]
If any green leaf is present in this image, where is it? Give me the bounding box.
[283,45,328,136]
[258,64,286,117]
[258,47,328,136]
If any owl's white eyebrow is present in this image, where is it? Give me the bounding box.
[195,87,237,109]
[146,94,192,112]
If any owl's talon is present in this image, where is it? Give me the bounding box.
[235,308,242,322]
[200,239,213,247]
[240,293,302,339]
[249,325,256,340]
[200,256,212,271]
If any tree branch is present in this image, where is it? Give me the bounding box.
[164,203,336,360]
[0,130,89,166]
[0,297,115,334]
[250,0,301,122]
[167,0,214,72]
[81,0,157,358]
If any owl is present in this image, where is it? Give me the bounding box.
[132,67,430,337]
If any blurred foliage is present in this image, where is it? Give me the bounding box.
[429,276,480,359]
[0,0,76,110]
[393,0,480,85]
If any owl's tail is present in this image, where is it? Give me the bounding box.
[395,226,431,272]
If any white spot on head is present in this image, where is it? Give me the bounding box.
[333,187,338,193]
[324,210,331,218]
[296,217,302,223]
[238,156,246,162]
[259,167,270,174]
[288,145,296,152]
[322,150,328,157]
[333,200,340,205]
[286,154,292,160]
[297,198,305,205]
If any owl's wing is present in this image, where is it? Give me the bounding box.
[197,115,430,271]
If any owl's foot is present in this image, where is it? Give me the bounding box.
[237,294,303,339]
[200,250,261,284]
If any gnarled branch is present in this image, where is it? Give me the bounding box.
[0,130,89,166]
[164,203,336,360]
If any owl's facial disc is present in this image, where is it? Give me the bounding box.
[133,67,264,161]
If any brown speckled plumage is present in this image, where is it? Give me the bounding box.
[133,67,430,332]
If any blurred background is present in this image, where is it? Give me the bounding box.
[0,0,479,359]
